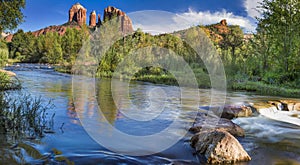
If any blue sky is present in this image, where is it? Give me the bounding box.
[18,0,262,33]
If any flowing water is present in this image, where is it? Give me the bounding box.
[1,64,300,164]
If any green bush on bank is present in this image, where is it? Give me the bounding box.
[0,72,21,90]
[0,40,9,67]
[232,81,300,98]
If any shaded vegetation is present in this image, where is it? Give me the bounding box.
[0,39,8,67]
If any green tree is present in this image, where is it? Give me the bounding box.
[61,28,86,65]
[220,25,244,66]
[0,39,8,67]
[9,30,37,61]
[43,32,63,64]
[257,0,300,76]
[0,0,26,33]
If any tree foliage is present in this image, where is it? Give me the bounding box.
[248,0,300,87]
[8,27,87,64]
[0,0,25,33]
[0,39,8,67]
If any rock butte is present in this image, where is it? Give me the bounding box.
[69,2,87,26]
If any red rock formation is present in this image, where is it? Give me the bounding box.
[69,3,87,25]
[220,19,227,26]
[89,11,97,27]
[97,14,102,26]
[214,19,229,34]
[103,6,133,34]
[31,25,82,37]
[5,4,134,42]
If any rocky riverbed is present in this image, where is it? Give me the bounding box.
[190,100,300,164]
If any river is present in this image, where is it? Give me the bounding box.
[1,64,300,164]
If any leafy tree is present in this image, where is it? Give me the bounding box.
[0,0,26,33]
[257,0,300,76]
[61,28,86,65]
[42,32,63,64]
[9,30,36,61]
[220,25,244,66]
[0,39,8,67]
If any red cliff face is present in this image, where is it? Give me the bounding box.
[103,6,134,34]
[31,25,81,37]
[69,3,87,26]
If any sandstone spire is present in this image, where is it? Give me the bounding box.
[97,14,102,26]
[89,10,97,27]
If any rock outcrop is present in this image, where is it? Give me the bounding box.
[103,6,134,34]
[279,100,300,111]
[89,11,97,27]
[68,3,87,25]
[214,19,229,34]
[221,105,253,119]
[31,25,81,37]
[254,100,300,111]
[97,14,102,26]
[191,129,251,164]
[190,113,245,137]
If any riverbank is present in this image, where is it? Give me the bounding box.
[53,64,300,98]
[231,81,300,98]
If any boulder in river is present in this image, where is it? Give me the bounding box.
[221,105,253,119]
[190,113,245,137]
[191,129,251,164]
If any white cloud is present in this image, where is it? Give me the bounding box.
[244,0,262,19]
[174,9,256,32]
[129,9,256,35]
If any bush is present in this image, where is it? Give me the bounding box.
[0,72,21,90]
[232,81,300,98]
[0,41,9,67]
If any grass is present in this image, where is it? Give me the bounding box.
[1,71,54,142]
[0,91,55,142]
[231,81,300,98]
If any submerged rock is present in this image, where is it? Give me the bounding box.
[191,129,251,164]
